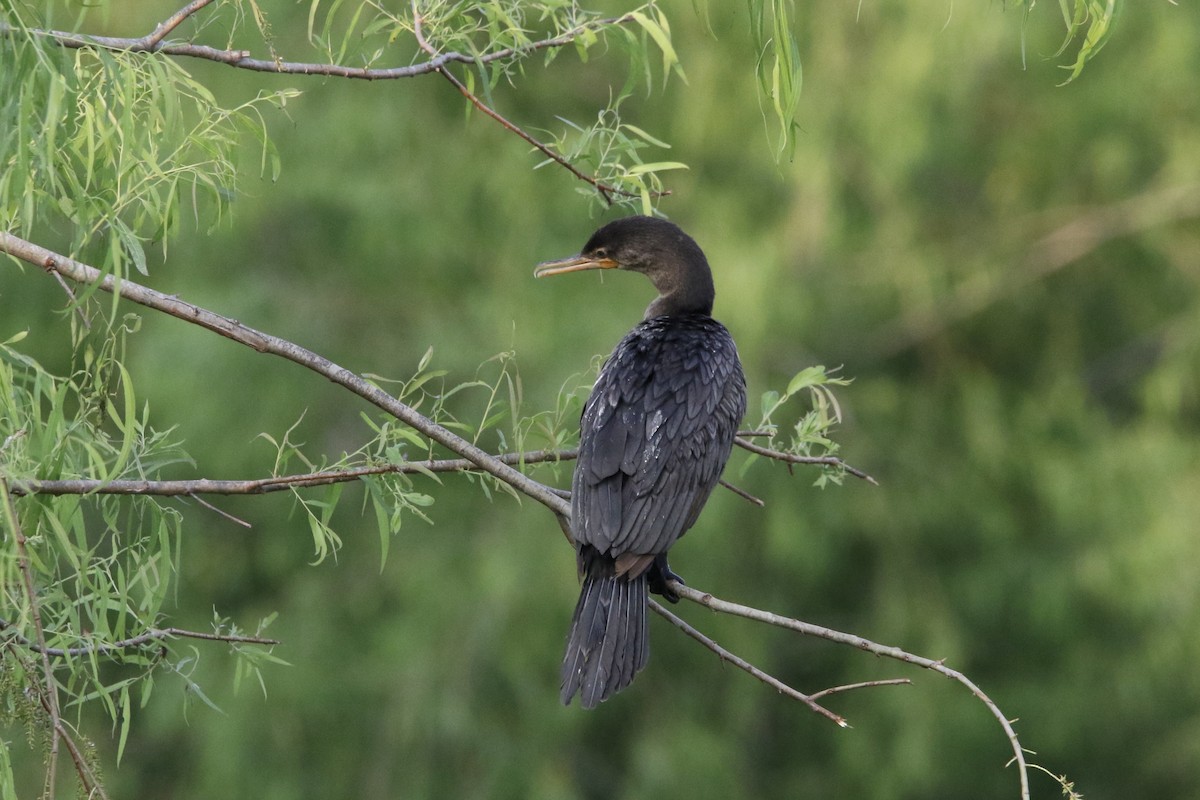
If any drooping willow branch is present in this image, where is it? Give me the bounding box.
[0,0,656,204]
[1,232,1029,799]
[6,443,872,500]
[0,618,279,658]
[1,479,109,800]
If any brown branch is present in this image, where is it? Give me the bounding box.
[11,445,823,510]
[188,492,252,527]
[0,231,572,521]
[0,618,280,658]
[142,0,216,49]
[652,602,911,729]
[8,448,576,498]
[409,2,651,205]
[0,10,630,78]
[5,236,1022,794]
[49,269,92,329]
[734,436,879,485]
[650,600,848,726]
[718,478,764,507]
[808,678,912,701]
[671,582,1031,800]
[0,3,653,201]
[0,480,109,800]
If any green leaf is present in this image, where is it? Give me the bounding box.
[786,365,827,396]
[625,161,689,176]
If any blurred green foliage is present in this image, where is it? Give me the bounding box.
[2,0,1198,798]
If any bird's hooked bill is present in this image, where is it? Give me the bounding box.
[533,254,619,278]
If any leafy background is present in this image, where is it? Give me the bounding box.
[2,1,1198,798]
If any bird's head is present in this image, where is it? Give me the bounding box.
[534,216,715,318]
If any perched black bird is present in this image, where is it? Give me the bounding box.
[535,216,747,708]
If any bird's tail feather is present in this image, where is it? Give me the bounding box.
[560,560,649,708]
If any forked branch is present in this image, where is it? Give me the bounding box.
[671,582,1031,800]
[2,232,1028,799]
[0,0,660,204]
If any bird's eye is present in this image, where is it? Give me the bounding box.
[593,247,608,258]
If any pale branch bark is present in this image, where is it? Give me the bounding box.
[4,233,1028,799]
[0,4,627,78]
[734,436,879,485]
[0,2,656,203]
[0,231,572,520]
[808,678,913,701]
[410,2,647,205]
[670,582,1031,800]
[188,492,253,528]
[0,480,109,800]
[8,444,857,504]
[8,449,576,498]
[718,477,764,506]
[650,600,904,727]
[0,618,279,658]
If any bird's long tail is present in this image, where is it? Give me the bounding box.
[560,556,649,708]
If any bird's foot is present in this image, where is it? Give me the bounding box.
[648,556,685,603]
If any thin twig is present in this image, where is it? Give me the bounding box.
[141,0,215,48]
[9,448,576,498]
[0,618,280,657]
[671,582,1031,800]
[49,270,91,329]
[410,2,650,205]
[718,478,764,507]
[809,678,911,701]
[0,8,634,77]
[734,436,879,485]
[188,492,252,527]
[650,600,847,726]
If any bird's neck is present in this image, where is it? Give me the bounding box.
[644,267,715,319]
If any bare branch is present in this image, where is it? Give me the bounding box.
[188,492,253,527]
[0,618,279,658]
[4,233,1023,797]
[650,600,848,726]
[410,2,652,205]
[8,448,576,498]
[808,678,912,701]
[11,443,835,508]
[671,582,1031,800]
[142,0,217,48]
[0,10,630,78]
[718,478,765,507]
[0,231,571,520]
[48,270,92,329]
[735,436,879,485]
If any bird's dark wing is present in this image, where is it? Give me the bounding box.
[572,316,746,560]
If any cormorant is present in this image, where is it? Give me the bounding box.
[535,216,747,708]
